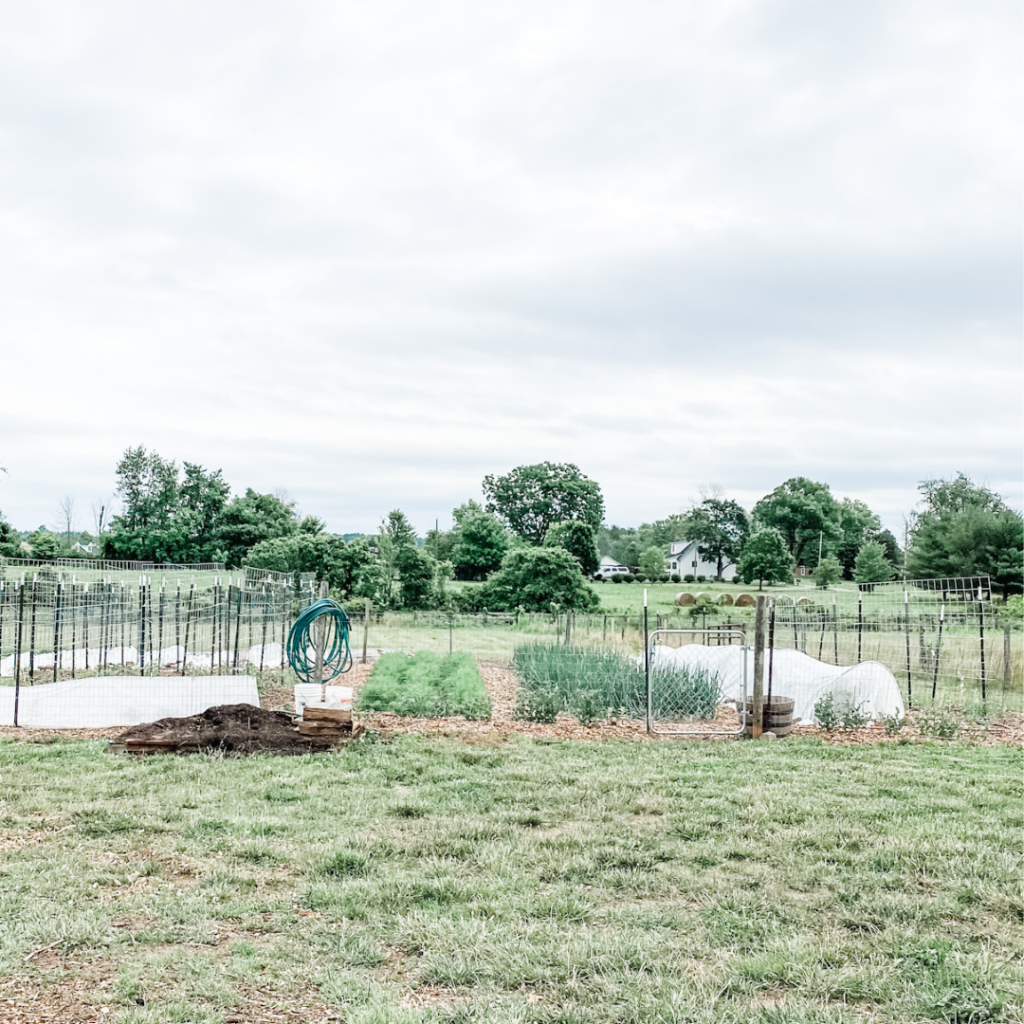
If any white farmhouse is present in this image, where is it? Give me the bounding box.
[665,540,737,581]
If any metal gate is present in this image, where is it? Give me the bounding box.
[645,628,748,736]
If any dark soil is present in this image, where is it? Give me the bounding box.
[116,704,338,755]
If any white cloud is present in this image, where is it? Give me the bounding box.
[0,0,1020,538]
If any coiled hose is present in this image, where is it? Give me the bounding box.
[286,598,353,683]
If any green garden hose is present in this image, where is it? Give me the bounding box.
[286,598,353,683]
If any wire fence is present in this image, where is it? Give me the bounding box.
[0,563,317,684]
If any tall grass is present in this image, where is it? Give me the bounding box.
[512,643,721,722]
[355,652,491,719]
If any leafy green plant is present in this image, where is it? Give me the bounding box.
[355,652,491,719]
[917,708,961,739]
[814,691,869,731]
[882,712,906,736]
[513,686,563,724]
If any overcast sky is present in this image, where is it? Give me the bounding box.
[1,0,1020,539]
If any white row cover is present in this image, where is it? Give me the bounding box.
[0,676,260,728]
[0,644,287,677]
[648,644,906,723]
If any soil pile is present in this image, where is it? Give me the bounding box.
[117,703,338,755]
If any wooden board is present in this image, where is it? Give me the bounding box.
[303,707,352,723]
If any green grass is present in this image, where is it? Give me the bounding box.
[512,642,722,722]
[0,735,1019,1022]
[356,651,492,719]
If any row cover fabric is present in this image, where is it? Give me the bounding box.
[0,644,286,677]
[0,675,260,728]
[648,644,905,723]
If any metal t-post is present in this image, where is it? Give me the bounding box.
[313,581,328,699]
[643,589,651,732]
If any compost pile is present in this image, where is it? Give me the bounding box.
[116,703,338,755]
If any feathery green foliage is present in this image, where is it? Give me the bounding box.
[512,643,721,721]
[356,651,491,719]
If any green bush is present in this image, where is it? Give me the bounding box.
[670,573,681,583]
[356,652,491,719]
[610,575,623,584]
[814,692,869,731]
[512,643,721,722]
[683,574,695,583]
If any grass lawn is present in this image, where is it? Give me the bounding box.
[0,735,1020,1023]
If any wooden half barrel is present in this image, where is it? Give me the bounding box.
[743,696,795,738]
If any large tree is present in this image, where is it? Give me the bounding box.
[736,528,793,590]
[216,489,297,568]
[687,498,750,580]
[854,540,894,585]
[906,474,1023,597]
[834,498,881,579]
[752,477,842,567]
[482,463,604,546]
[543,521,599,576]
[451,505,510,580]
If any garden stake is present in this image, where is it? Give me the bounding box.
[259,588,268,672]
[52,582,60,683]
[833,596,839,664]
[139,580,146,676]
[233,583,243,673]
[70,583,76,679]
[857,591,863,661]
[29,577,37,684]
[158,584,165,671]
[767,599,775,700]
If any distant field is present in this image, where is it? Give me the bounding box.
[0,735,1019,1023]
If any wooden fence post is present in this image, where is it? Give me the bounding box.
[752,596,766,739]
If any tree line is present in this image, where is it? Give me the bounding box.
[0,451,1020,609]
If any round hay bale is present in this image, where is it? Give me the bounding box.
[718,593,734,606]
[675,592,695,606]
[734,593,756,607]
[795,597,812,606]
[695,593,712,603]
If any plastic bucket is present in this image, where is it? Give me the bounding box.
[294,684,354,715]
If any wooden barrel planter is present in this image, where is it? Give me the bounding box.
[742,696,795,738]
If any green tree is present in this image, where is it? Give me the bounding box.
[482,463,604,546]
[480,547,600,612]
[854,540,894,585]
[177,462,231,560]
[812,555,843,588]
[28,530,62,560]
[687,498,749,580]
[834,498,881,579]
[752,478,842,567]
[737,528,793,590]
[543,521,599,575]
[451,508,509,580]
[639,546,666,581]
[395,545,440,609]
[217,490,297,568]
[0,514,21,557]
[104,447,183,561]
[906,474,1024,597]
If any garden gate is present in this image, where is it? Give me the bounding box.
[645,628,748,736]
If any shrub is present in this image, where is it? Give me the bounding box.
[683,574,695,583]
[917,708,961,739]
[670,574,681,583]
[610,575,623,584]
[622,573,635,583]
[633,572,646,582]
[356,652,491,719]
[696,575,706,583]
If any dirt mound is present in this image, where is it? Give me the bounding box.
[117,703,338,755]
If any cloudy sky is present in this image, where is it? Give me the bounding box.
[1,0,1020,538]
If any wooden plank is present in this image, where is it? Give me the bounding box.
[298,721,347,736]
[303,707,352,723]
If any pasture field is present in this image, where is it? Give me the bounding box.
[0,734,1020,1023]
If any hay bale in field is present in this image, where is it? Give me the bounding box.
[734,593,755,607]
[718,593,734,606]
[795,597,813,606]
[675,592,695,606]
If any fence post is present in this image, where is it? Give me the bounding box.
[1005,626,1012,689]
[643,590,651,733]
[564,611,572,647]
[752,595,766,738]
[362,597,370,664]
[832,596,839,665]
[978,596,986,701]
[14,584,24,727]
[932,604,944,699]
[233,583,244,673]
[857,591,863,662]
[903,591,912,706]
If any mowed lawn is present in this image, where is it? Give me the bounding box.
[0,736,1020,1023]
